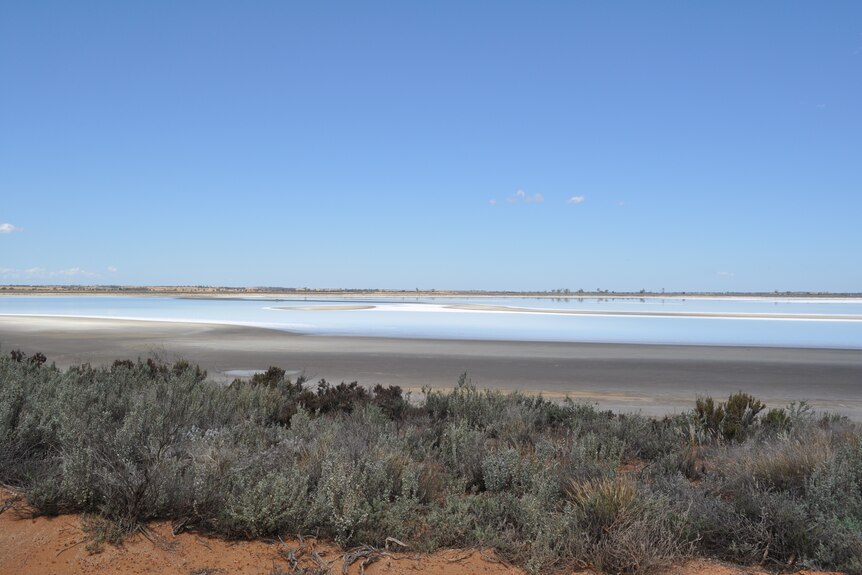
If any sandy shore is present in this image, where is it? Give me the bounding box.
[1,316,862,417]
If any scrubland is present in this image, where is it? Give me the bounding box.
[1,350,861,574]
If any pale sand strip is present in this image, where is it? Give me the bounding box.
[271,305,375,311]
[1,316,862,418]
[445,303,862,321]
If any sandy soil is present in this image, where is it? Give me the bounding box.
[0,495,521,575]
[0,491,842,575]
[1,316,862,418]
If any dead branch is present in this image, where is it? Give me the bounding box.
[137,524,176,552]
[195,536,213,550]
[384,536,407,550]
[342,545,390,575]
[55,539,85,557]
[445,549,475,563]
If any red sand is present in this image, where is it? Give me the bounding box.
[0,490,844,575]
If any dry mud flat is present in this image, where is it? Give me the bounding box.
[0,495,842,575]
[1,316,862,418]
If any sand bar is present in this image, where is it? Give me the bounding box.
[271,304,376,311]
[1,315,861,417]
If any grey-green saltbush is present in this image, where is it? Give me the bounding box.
[222,466,309,537]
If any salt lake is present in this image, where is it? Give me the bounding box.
[1,295,861,349]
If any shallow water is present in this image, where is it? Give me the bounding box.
[1,295,862,349]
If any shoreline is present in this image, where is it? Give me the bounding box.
[2,315,862,418]
[2,286,862,302]
[3,311,862,348]
[443,303,862,321]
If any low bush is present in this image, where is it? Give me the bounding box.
[568,475,637,541]
[695,391,765,442]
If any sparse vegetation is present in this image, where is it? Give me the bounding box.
[2,349,862,573]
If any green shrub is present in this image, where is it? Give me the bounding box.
[694,396,724,438]
[763,407,790,432]
[695,392,765,442]
[722,392,765,441]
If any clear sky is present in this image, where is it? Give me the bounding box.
[1,1,860,292]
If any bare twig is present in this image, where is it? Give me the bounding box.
[277,534,305,570]
[759,542,770,565]
[479,547,504,564]
[172,517,190,535]
[0,494,22,515]
[311,550,329,571]
[445,549,475,563]
[384,536,407,550]
[137,524,175,552]
[55,539,85,557]
[0,492,29,518]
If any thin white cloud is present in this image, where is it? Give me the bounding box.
[488,199,497,206]
[506,189,543,204]
[716,271,735,277]
[0,266,99,280]
[53,267,96,277]
[0,223,21,234]
[107,266,118,272]
[0,267,33,280]
[567,196,585,205]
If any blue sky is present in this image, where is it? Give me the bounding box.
[1,1,860,292]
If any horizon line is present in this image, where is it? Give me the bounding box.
[2,285,862,298]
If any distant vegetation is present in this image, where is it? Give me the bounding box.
[2,350,862,574]
[2,284,861,298]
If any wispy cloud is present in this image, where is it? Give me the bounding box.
[0,223,21,234]
[107,266,118,273]
[0,266,99,280]
[716,271,735,277]
[566,196,585,205]
[488,190,544,206]
[506,189,543,204]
